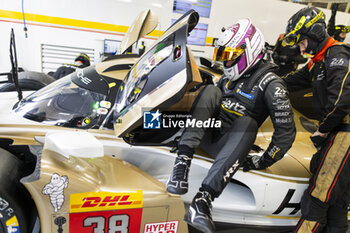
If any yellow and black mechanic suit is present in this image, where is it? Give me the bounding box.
[284,37,350,233]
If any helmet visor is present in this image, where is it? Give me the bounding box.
[335,25,350,33]
[343,26,350,33]
[213,45,245,62]
[281,33,300,47]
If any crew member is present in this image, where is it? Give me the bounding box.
[327,3,350,42]
[273,33,308,76]
[282,7,350,233]
[167,19,296,233]
[50,53,91,80]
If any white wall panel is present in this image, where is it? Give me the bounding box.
[0,0,350,73]
[41,44,95,73]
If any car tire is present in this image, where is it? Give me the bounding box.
[0,148,31,233]
[0,190,28,233]
[0,79,45,91]
[0,71,55,92]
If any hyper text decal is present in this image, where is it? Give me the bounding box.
[144,220,179,233]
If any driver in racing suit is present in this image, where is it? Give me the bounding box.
[282,7,350,233]
[166,19,296,233]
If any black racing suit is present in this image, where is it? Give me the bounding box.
[284,42,350,233]
[178,61,296,198]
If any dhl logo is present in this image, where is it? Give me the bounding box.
[70,190,143,213]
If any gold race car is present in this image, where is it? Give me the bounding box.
[0,9,319,233]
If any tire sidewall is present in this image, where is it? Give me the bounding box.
[0,148,29,233]
[0,190,27,233]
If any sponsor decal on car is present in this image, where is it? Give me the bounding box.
[54,216,66,233]
[69,190,143,213]
[69,191,143,232]
[69,209,142,233]
[42,173,69,212]
[273,189,301,215]
[144,220,179,233]
[97,108,108,115]
[100,101,111,109]
[6,216,20,233]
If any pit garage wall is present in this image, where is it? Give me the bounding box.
[0,0,350,73]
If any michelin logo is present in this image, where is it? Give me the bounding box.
[143,110,162,129]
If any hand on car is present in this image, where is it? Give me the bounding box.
[312,130,328,138]
[310,130,329,150]
[243,155,265,172]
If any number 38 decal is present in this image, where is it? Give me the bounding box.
[83,215,129,233]
[70,209,142,233]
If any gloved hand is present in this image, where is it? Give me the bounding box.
[272,54,288,66]
[243,154,262,172]
[278,55,288,63]
[310,130,328,150]
[310,135,327,151]
[243,153,275,172]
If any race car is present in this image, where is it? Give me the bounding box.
[0,9,319,233]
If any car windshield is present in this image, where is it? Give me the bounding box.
[115,34,174,116]
[15,67,109,128]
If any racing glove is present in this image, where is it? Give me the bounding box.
[243,153,275,172]
[310,135,327,151]
[272,54,288,66]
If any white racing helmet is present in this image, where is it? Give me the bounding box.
[213,18,265,81]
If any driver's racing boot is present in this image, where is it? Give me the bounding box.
[184,191,215,233]
[166,155,192,194]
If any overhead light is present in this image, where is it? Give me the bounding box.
[119,0,132,2]
[152,3,162,8]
